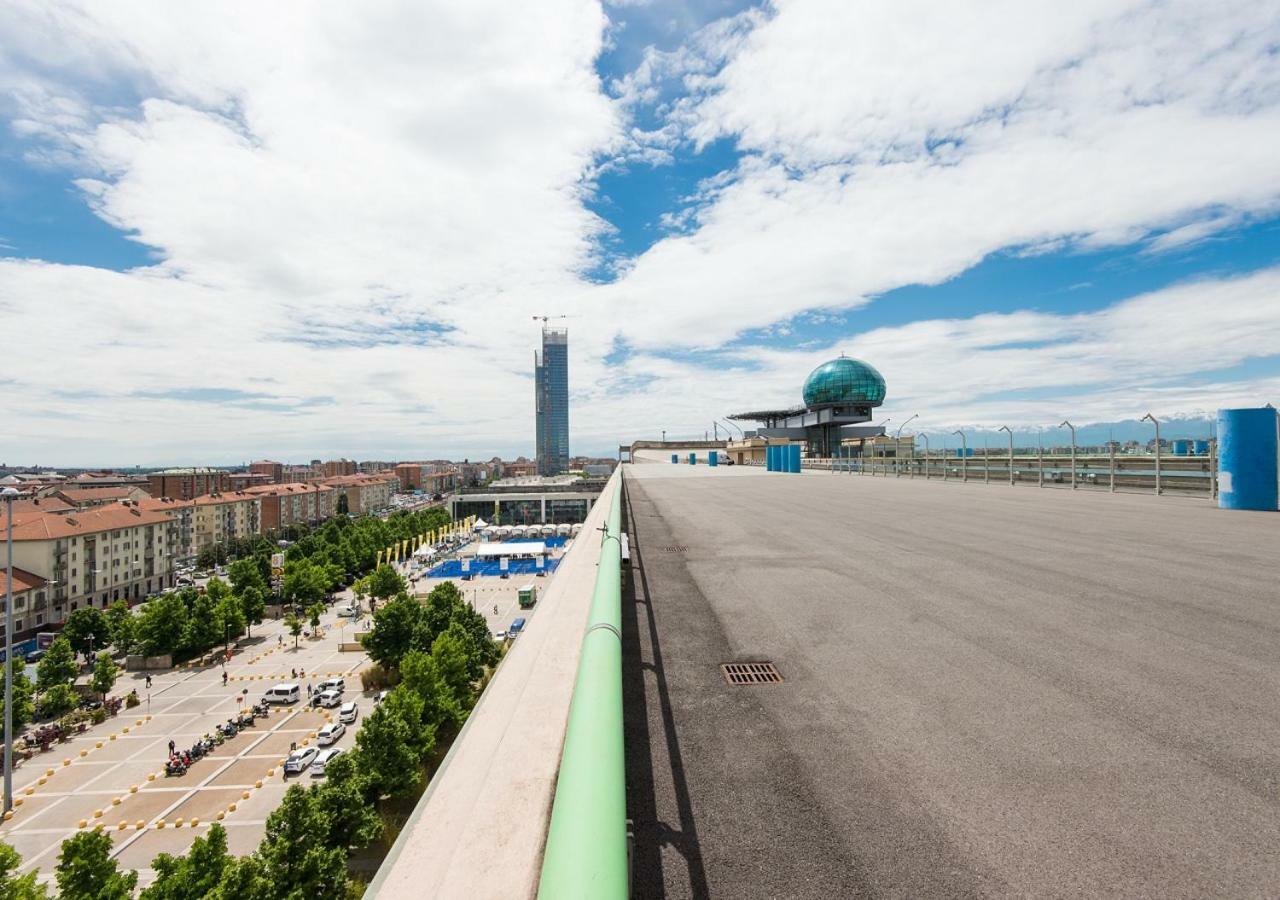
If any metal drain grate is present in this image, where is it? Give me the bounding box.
[721,662,783,685]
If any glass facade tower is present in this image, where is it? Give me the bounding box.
[535,327,570,475]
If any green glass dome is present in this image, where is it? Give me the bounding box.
[802,356,886,408]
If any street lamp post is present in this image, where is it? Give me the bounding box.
[1141,413,1161,495]
[1060,420,1077,489]
[3,486,19,813]
[895,414,918,478]
[952,430,967,482]
[998,425,1014,485]
[919,433,930,480]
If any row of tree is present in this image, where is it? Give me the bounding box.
[0,573,499,898]
[0,634,122,736]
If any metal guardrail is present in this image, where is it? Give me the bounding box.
[537,477,628,899]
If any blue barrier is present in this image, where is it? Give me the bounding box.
[688,452,696,465]
[787,444,801,473]
[671,454,678,464]
[1217,407,1279,511]
[767,445,776,471]
[709,451,718,467]
[427,557,563,578]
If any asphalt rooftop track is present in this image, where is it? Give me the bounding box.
[622,464,1280,899]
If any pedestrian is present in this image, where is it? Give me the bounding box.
[222,671,228,686]
[307,684,312,698]
[168,739,175,755]
[145,675,152,689]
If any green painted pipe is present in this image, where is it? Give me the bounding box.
[538,476,628,899]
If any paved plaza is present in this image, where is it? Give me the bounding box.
[1,603,370,885]
[623,464,1280,899]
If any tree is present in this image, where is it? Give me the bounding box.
[90,652,119,701]
[0,840,49,900]
[364,565,404,602]
[361,594,421,670]
[239,585,266,638]
[285,614,303,649]
[135,594,188,658]
[428,624,475,717]
[307,602,323,634]
[309,753,382,851]
[400,649,463,733]
[335,493,349,516]
[103,601,136,657]
[179,593,221,657]
[281,560,326,609]
[54,830,137,900]
[0,659,36,739]
[36,637,77,692]
[256,786,347,900]
[140,822,233,900]
[227,558,267,596]
[215,594,246,646]
[354,694,424,799]
[205,577,232,603]
[207,856,274,900]
[61,608,110,664]
[39,683,78,719]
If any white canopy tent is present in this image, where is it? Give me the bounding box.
[413,544,436,558]
[473,518,489,529]
[474,541,546,558]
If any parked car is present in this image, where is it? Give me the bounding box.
[494,630,507,641]
[283,746,318,774]
[335,605,358,618]
[339,702,359,724]
[24,649,45,663]
[374,690,389,704]
[316,689,342,709]
[311,747,342,776]
[262,683,301,705]
[318,677,345,694]
[317,722,346,746]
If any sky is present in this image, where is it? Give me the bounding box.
[1,0,1279,466]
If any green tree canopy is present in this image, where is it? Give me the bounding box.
[180,594,221,657]
[0,840,48,900]
[205,577,232,603]
[140,822,233,900]
[36,637,77,691]
[0,659,36,740]
[256,786,347,900]
[103,601,136,657]
[61,608,110,662]
[309,753,382,851]
[364,565,404,602]
[354,693,424,799]
[39,683,78,719]
[215,593,246,644]
[285,614,303,649]
[227,557,267,595]
[135,594,189,658]
[90,652,119,700]
[239,585,266,638]
[55,830,138,900]
[361,593,420,670]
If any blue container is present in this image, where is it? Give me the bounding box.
[1194,440,1210,455]
[955,447,974,458]
[688,452,697,466]
[766,445,775,471]
[671,454,678,464]
[1172,440,1191,456]
[709,451,718,467]
[787,444,801,473]
[1217,407,1279,511]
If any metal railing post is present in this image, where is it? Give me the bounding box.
[1060,421,1076,489]
[999,426,1013,486]
[1109,442,1116,493]
[1141,413,1161,495]
[921,434,930,480]
[952,430,967,482]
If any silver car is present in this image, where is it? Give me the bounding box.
[283,746,318,775]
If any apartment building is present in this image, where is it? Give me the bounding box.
[319,473,397,515]
[53,485,151,509]
[321,459,357,478]
[0,502,177,623]
[135,497,196,565]
[0,567,50,646]
[249,459,285,483]
[147,468,230,500]
[242,482,335,531]
[228,472,275,491]
[190,492,261,558]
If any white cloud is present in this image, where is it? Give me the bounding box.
[1,0,1279,465]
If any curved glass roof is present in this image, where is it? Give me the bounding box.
[802,356,886,408]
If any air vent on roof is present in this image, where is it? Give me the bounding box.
[721,662,783,685]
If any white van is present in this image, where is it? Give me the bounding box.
[263,683,301,705]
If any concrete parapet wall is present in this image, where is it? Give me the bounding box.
[367,468,622,899]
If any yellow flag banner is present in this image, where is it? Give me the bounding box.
[376,549,383,566]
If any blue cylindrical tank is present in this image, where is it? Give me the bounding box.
[709,451,718,467]
[688,452,697,466]
[1194,440,1209,455]
[1172,440,1191,456]
[787,444,801,473]
[671,454,678,464]
[1217,407,1279,511]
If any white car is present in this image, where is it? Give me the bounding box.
[316,689,342,709]
[318,677,345,694]
[494,630,507,641]
[283,746,318,774]
[335,604,358,617]
[339,701,359,724]
[317,722,346,746]
[311,747,342,776]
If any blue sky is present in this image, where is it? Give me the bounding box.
[1,1,1279,464]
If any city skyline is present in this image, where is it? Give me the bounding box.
[2,2,1278,465]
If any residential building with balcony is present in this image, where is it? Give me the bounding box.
[146,468,230,500]
[242,482,335,531]
[319,473,397,515]
[249,459,285,483]
[0,567,49,647]
[321,459,357,478]
[189,492,262,558]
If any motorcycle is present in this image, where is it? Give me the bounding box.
[165,758,187,777]
[212,730,226,746]
[252,702,270,718]
[189,743,205,760]
[219,720,239,738]
[237,711,255,727]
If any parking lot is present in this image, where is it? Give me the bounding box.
[0,604,371,885]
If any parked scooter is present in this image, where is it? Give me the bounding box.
[165,757,187,777]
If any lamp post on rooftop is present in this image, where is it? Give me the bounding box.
[1060,421,1077,489]
[998,425,1014,485]
[952,430,967,482]
[3,486,20,813]
[895,414,918,478]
